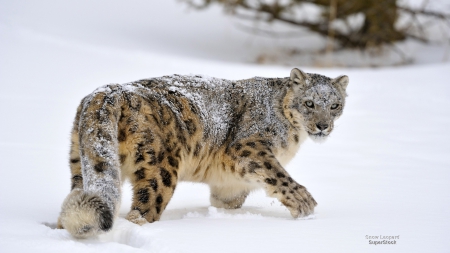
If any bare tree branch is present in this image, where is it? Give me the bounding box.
[180,0,450,50]
[398,6,450,20]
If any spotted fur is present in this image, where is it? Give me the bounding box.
[57,68,349,238]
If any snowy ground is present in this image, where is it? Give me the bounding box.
[1,1,450,253]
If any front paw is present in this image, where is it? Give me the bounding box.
[281,184,317,218]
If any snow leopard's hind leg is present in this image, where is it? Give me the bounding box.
[125,150,179,225]
[123,136,179,225]
[58,85,123,238]
[120,95,180,225]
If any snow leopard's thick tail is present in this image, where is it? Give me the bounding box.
[58,85,123,238]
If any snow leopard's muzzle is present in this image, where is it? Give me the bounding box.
[306,119,334,143]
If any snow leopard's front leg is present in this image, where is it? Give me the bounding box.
[209,185,249,209]
[228,139,317,218]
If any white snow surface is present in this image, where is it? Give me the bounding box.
[1,1,450,252]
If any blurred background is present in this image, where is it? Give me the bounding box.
[1,0,449,67]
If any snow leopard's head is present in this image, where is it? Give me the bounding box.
[289,68,349,143]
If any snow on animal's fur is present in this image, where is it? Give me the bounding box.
[57,68,349,238]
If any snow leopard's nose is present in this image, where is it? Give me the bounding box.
[316,123,329,131]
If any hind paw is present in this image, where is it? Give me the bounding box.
[126,210,148,225]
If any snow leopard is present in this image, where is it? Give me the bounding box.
[57,68,349,238]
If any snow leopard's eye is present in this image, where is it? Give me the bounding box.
[305,101,314,108]
[330,103,340,110]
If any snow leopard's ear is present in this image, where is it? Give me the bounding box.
[290,68,308,88]
[332,75,349,97]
